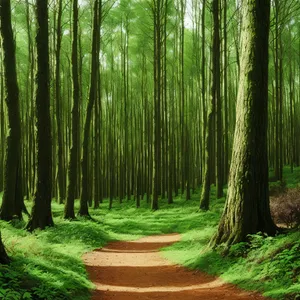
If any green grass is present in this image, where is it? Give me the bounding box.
[0,168,299,300]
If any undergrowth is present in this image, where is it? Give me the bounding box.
[162,228,300,300]
[0,166,299,299]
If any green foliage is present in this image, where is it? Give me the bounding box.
[228,242,249,258]
[0,264,32,300]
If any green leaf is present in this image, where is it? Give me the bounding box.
[0,288,7,296]
[22,292,32,300]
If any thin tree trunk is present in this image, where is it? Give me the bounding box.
[55,0,66,204]
[200,0,219,210]
[152,0,162,210]
[79,0,101,217]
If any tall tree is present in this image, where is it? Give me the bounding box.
[64,0,80,219]
[215,0,223,199]
[25,0,36,199]
[200,0,220,210]
[151,0,163,210]
[201,0,206,182]
[273,0,283,181]
[211,0,277,246]
[55,0,66,204]
[223,0,229,182]
[26,0,54,231]
[0,0,25,220]
[78,0,101,217]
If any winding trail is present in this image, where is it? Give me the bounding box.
[83,234,267,300]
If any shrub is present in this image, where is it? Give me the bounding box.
[270,188,300,228]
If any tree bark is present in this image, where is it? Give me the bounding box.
[151,0,162,210]
[78,0,101,217]
[223,0,229,183]
[214,0,223,199]
[27,0,54,231]
[0,0,25,221]
[64,0,80,219]
[55,0,66,204]
[200,0,219,210]
[211,0,277,247]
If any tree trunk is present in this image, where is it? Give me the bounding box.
[211,0,277,247]
[27,0,54,231]
[151,0,162,210]
[55,0,66,204]
[200,0,219,210]
[79,0,101,217]
[201,0,206,182]
[0,0,25,221]
[214,0,223,199]
[64,0,80,219]
[223,0,229,183]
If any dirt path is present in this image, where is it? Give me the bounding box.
[83,234,267,300]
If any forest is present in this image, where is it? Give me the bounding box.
[0,0,299,299]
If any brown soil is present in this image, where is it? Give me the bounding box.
[83,234,267,300]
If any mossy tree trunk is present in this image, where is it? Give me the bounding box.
[27,0,54,231]
[0,0,25,221]
[64,0,80,219]
[211,0,277,247]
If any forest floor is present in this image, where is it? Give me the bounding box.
[0,167,299,300]
[83,233,267,300]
